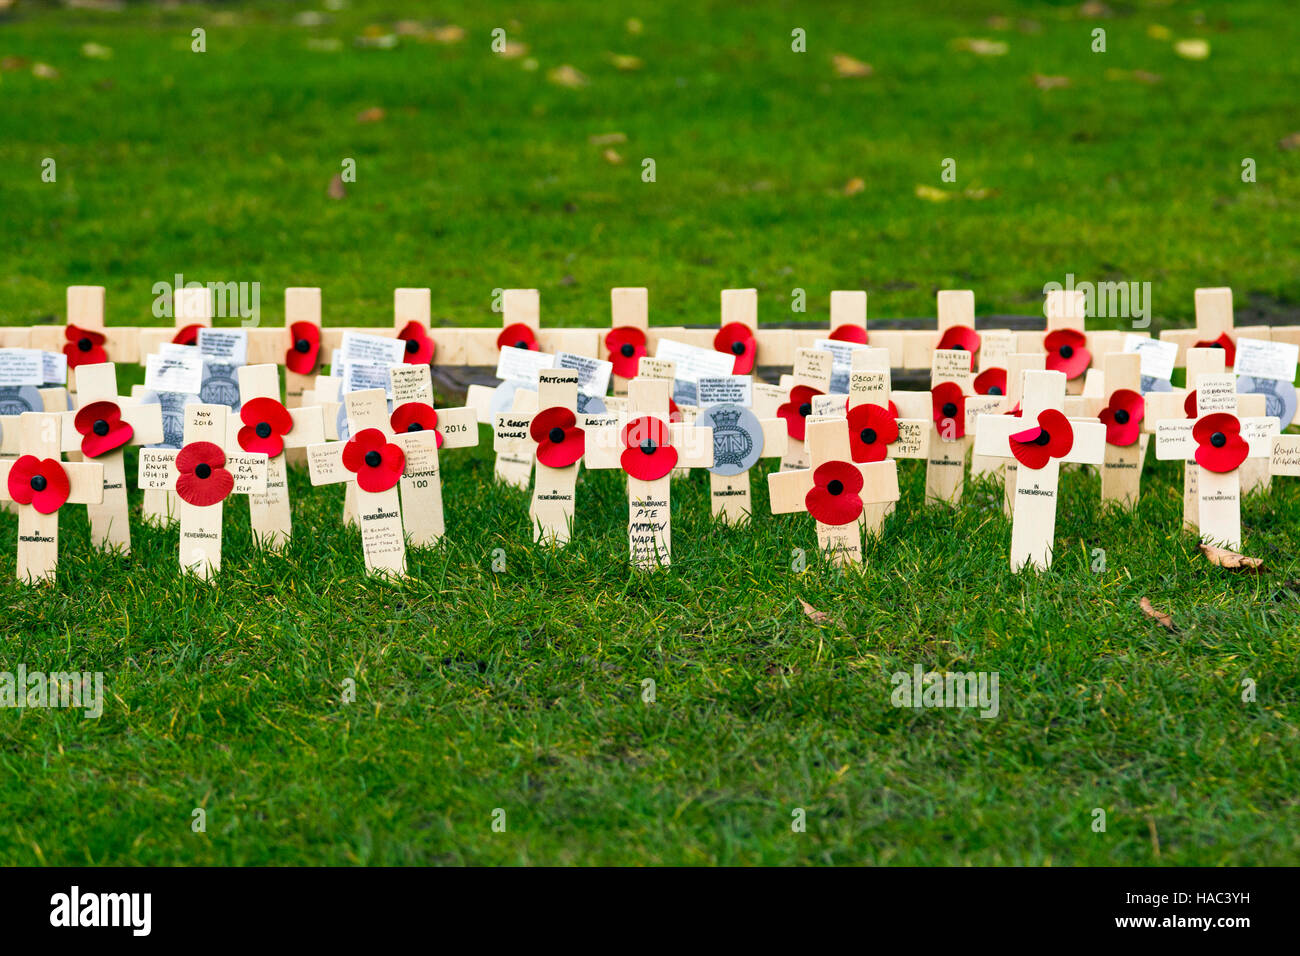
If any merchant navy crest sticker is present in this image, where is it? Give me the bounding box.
[698,403,763,477]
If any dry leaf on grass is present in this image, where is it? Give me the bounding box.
[1174,39,1210,60]
[1139,597,1176,631]
[1279,132,1300,151]
[954,38,1008,56]
[327,175,346,200]
[1199,543,1263,570]
[843,177,865,196]
[606,52,643,71]
[799,599,830,623]
[832,54,873,78]
[431,25,466,44]
[548,64,589,88]
[915,184,954,202]
[1033,73,1070,90]
[602,149,623,165]
[356,107,386,124]
[588,132,626,146]
[498,41,529,59]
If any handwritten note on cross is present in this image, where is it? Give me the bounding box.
[1154,370,1279,550]
[767,417,900,566]
[138,403,268,579]
[583,377,713,569]
[59,361,162,552]
[230,363,326,549]
[775,348,834,472]
[0,413,103,582]
[974,370,1106,571]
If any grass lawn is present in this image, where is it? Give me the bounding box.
[1,0,1299,865]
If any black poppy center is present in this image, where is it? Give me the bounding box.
[942,402,958,418]
[827,479,844,496]
[515,340,529,349]
[860,428,877,445]
[640,439,657,456]
[953,344,966,351]
[255,422,273,439]
[364,450,383,467]
[30,475,47,492]
[1210,342,1224,349]
[1114,409,1130,425]
[1210,431,1227,448]
[405,338,420,355]
[195,463,212,479]
[1059,345,1074,359]
[620,343,635,357]
[406,422,423,432]
[1033,431,1051,447]
[548,427,565,444]
[294,338,311,353]
[92,419,110,437]
[798,402,811,418]
[730,341,746,356]
[77,337,93,352]
[988,386,1003,396]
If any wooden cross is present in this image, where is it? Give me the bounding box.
[607,287,649,396]
[492,368,611,543]
[973,370,1106,571]
[767,417,900,566]
[462,288,599,364]
[138,286,213,354]
[969,351,1046,494]
[1143,347,1226,532]
[1086,352,1147,508]
[844,346,932,530]
[775,348,834,471]
[227,364,326,549]
[1154,370,1278,550]
[790,291,905,368]
[897,289,979,370]
[0,412,104,582]
[137,403,268,579]
[58,362,163,552]
[1042,289,1092,395]
[28,286,138,391]
[697,383,786,525]
[283,287,323,408]
[1159,287,1271,369]
[583,377,713,569]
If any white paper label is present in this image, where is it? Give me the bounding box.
[1124,335,1178,381]
[1233,337,1299,383]
[43,352,68,385]
[555,351,612,397]
[496,345,555,385]
[697,375,752,407]
[654,338,736,382]
[339,332,406,367]
[197,328,249,365]
[144,352,204,394]
[0,349,45,386]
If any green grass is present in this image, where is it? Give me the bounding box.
[1,0,1299,865]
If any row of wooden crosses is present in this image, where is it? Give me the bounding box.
[1,285,1297,582]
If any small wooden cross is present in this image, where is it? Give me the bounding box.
[583,377,713,569]
[283,287,323,407]
[138,286,213,354]
[1041,289,1092,395]
[462,288,599,364]
[697,383,786,525]
[1154,371,1278,550]
[228,363,326,550]
[493,368,613,543]
[767,417,900,566]
[0,412,104,582]
[1159,287,1271,369]
[845,347,931,532]
[29,286,138,391]
[1143,347,1226,532]
[606,287,649,396]
[137,403,268,579]
[899,289,979,370]
[58,361,163,552]
[774,348,834,471]
[1088,352,1147,508]
[973,370,1106,571]
[969,351,1046,495]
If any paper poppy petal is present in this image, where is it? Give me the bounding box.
[937,325,980,368]
[6,456,38,506]
[538,427,585,468]
[974,367,1007,396]
[605,326,647,378]
[1195,433,1248,473]
[932,382,966,439]
[238,397,293,457]
[176,466,233,506]
[1099,388,1144,446]
[1045,328,1091,380]
[620,443,678,481]
[176,440,226,474]
[1037,409,1074,459]
[74,400,133,458]
[1184,391,1198,419]
[1009,430,1051,470]
[172,324,204,346]
[342,428,388,473]
[828,325,868,344]
[397,321,435,364]
[530,406,577,442]
[286,322,321,374]
[847,403,899,463]
[498,323,538,352]
[390,401,439,437]
[63,326,108,369]
[805,461,865,525]
[7,456,70,514]
[777,385,822,442]
[714,322,757,374]
[1194,332,1235,367]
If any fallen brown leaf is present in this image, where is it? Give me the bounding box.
[547,64,589,88]
[843,177,865,196]
[430,25,465,44]
[799,599,830,623]
[1033,73,1070,90]
[832,54,873,78]
[1279,132,1300,151]
[1199,543,1263,570]
[588,132,627,146]
[327,175,346,200]
[602,148,623,165]
[356,107,386,124]
[1139,597,1176,631]
[606,52,643,71]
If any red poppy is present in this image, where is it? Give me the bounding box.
[73,400,134,458]
[937,325,980,369]
[974,367,1007,396]
[390,402,442,448]
[667,398,684,424]
[714,322,757,374]
[172,324,204,346]
[620,415,677,480]
[1193,413,1248,473]
[804,460,864,526]
[531,406,584,467]
[397,320,435,365]
[777,385,824,442]
[828,324,868,344]
[1184,391,1198,418]
[498,323,539,352]
[63,325,107,369]
[1193,332,1235,367]
[6,455,70,514]
[1045,328,1090,380]
[605,326,647,378]
[1009,409,1074,470]
[1099,389,1144,446]
[175,441,234,506]
[238,397,294,457]
[847,403,898,463]
[342,428,405,492]
[286,321,321,375]
[932,382,966,439]
[1003,403,1023,418]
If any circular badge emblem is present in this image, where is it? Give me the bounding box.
[698,403,763,477]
